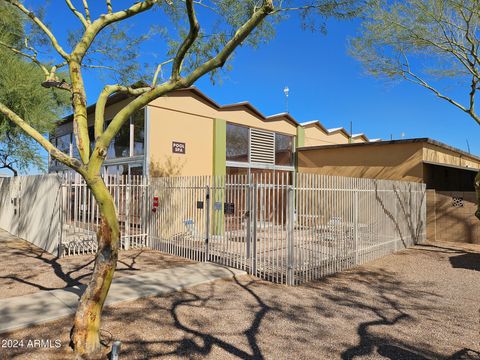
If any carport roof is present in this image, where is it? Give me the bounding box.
[298,137,480,163]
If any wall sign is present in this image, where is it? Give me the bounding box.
[172,141,186,154]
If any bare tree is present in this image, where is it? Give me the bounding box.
[351,0,480,219]
[0,0,360,358]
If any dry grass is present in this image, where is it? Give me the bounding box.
[2,241,480,359]
[0,233,195,299]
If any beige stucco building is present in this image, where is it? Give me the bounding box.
[298,139,480,244]
[49,87,371,177]
[298,138,480,190]
[50,89,480,244]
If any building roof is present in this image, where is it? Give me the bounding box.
[298,137,480,162]
[59,87,301,127]
[58,87,373,139]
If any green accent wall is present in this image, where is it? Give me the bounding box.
[213,118,226,176]
[295,126,305,171]
[296,126,305,148]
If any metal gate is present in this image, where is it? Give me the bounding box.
[148,173,297,283]
[148,173,425,285]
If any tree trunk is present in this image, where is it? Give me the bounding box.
[71,177,120,359]
[475,170,480,221]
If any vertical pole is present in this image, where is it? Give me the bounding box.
[59,180,67,257]
[287,185,294,285]
[125,177,131,250]
[205,185,210,262]
[252,182,258,276]
[354,190,358,265]
[394,190,398,250]
[246,182,252,260]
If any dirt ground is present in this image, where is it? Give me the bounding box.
[1,240,479,360]
[0,230,195,299]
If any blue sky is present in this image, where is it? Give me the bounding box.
[2,2,479,175]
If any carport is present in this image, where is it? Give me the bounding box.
[297,138,480,244]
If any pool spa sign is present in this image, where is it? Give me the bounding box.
[172,141,186,154]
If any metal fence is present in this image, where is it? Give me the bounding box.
[148,173,426,285]
[1,173,425,285]
[60,173,149,256]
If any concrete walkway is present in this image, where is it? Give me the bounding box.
[0,263,246,334]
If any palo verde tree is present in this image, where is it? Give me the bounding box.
[0,3,68,175]
[0,1,361,358]
[351,0,480,219]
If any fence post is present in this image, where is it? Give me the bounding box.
[205,185,210,262]
[287,185,294,286]
[125,177,131,250]
[354,190,358,265]
[252,182,258,276]
[58,179,67,258]
[246,182,252,260]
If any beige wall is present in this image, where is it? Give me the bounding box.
[147,90,301,176]
[351,136,368,144]
[220,109,297,135]
[303,126,350,147]
[147,105,214,176]
[298,142,424,182]
[427,190,480,244]
[423,143,480,170]
[149,91,298,135]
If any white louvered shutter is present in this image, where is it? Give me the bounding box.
[249,128,275,164]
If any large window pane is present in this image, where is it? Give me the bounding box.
[107,120,130,159]
[57,133,71,156]
[133,109,144,156]
[226,123,249,162]
[275,133,293,166]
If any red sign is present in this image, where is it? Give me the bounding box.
[153,196,159,208]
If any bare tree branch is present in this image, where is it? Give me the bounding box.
[402,63,480,125]
[71,0,161,61]
[0,102,84,172]
[94,84,151,142]
[82,0,91,23]
[4,0,70,60]
[171,0,200,80]
[106,0,112,14]
[65,0,89,28]
[93,0,275,172]
[0,40,49,76]
[152,59,174,86]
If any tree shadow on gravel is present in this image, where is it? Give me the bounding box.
[115,272,279,360]
[410,244,480,271]
[0,239,152,294]
[332,268,474,360]
[99,263,467,360]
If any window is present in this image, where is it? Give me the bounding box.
[275,133,294,166]
[226,123,249,162]
[106,109,145,159]
[133,110,144,156]
[107,121,130,159]
[105,164,129,176]
[57,133,71,155]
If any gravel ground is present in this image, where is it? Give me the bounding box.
[2,241,480,360]
[0,230,195,299]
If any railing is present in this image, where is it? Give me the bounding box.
[17,172,426,284]
[148,173,426,285]
[60,173,149,256]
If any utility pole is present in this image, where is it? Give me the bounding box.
[284,86,289,114]
[349,121,353,143]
